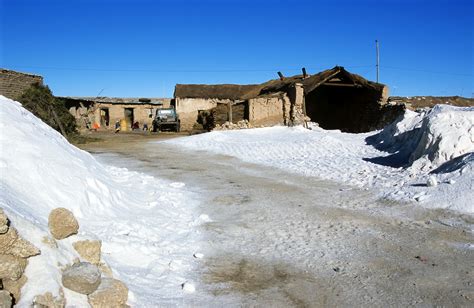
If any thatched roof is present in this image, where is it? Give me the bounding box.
[174,66,385,100]
[174,84,262,100]
[260,66,385,95]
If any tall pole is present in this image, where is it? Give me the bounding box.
[375,40,380,83]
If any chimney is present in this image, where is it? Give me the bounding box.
[302,67,307,78]
[277,71,284,81]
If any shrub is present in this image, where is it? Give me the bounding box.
[18,83,77,137]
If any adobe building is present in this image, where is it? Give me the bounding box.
[0,68,44,100]
[174,66,402,133]
[59,96,172,130]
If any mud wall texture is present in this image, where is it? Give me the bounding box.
[67,102,167,130]
[176,97,232,131]
[248,94,288,126]
[0,69,44,100]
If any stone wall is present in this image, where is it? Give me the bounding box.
[69,103,169,130]
[287,83,306,126]
[176,91,302,130]
[248,94,288,126]
[64,98,171,131]
[0,69,44,100]
[175,97,230,131]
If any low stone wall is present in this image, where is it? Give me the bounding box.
[0,69,44,100]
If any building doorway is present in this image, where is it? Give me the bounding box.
[124,108,134,128]
[100,108,110,127]
[305,85,376,133]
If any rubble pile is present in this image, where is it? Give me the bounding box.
[213,120,257,131]
[0,208,129,307]
[0,209,40,305]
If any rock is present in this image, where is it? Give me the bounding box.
[2,275,27,304]
[426,176,438,187]
[193,252,204,259]
[87,278,128,308]
[0,209,8,234]
[0,227,18,254]
[73,240,101,265]
[6,235,40,258]
[33,289,66,308]
[48,208,79,240]
[0,255,27,280]
[0,217,40,258]
[62,262,101,295]
[181,282,195,293]
[0,290,12,308]
[0,227,40,258]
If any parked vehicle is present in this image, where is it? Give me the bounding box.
[152,108,180,132]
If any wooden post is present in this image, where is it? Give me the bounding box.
[50,106,68,138]
[228,101,233,123]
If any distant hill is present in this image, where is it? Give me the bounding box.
[389,96,473,110]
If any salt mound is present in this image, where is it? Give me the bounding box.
[0,96,132,221]
[368,105,474,171]
[0,96,198,305]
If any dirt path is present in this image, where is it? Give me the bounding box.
[78,133,473,307]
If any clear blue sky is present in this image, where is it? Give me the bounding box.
[1,0,472,98]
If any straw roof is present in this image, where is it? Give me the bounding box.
[174,84,262,100]
[174,66,385,100]
[260,66,384,95]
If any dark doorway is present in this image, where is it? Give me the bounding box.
[305,85,378,133]
[232,102,249,123]
[213,102,249,125]
[124,108,134,127]
[100,108,110,127]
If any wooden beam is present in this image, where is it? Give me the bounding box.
[322,83,358,87]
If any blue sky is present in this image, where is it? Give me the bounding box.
[1,0,472,98]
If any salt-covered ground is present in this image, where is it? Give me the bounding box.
[164,105,473,214]
[83,129,474,307]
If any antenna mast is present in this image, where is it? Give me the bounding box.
[375,40,380,83]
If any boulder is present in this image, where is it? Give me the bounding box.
[0,209,8,234]
[73,240,101,265]
[0,255,27,280]
[0,222,40,258]
[48,208,79,240]
[0,227,18,253]
[88,278,128,308]
[0,290,12,308]
[62,262,101,295]
[33,289,66,308]
[2,275,27,304]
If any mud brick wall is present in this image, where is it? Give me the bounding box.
[0,69,44,100]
